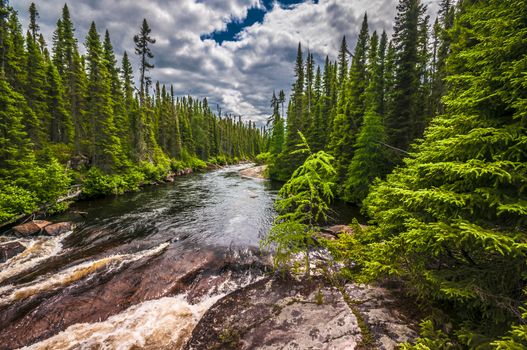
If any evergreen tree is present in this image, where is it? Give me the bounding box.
[54,5,85,153]
[134,18,155,103]
[84,22,124,171]
[5,10,25,92]
[337,36,349,86]
[385,0,428,152]
[270,43,307,180]
[343,30,389,204]
[45,62,73,144]
[24,29,48,146]
[328,13,369,188]
[28,2,39,42]
[363,0,527,344]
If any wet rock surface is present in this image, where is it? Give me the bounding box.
[185,276,417,350]
[239,165,267,179]
[12,220,51,236]
[0,246,268,350]
[0,241,26,263]
[43,222,74,236]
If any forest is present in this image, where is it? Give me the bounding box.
[262,0,527,348]
[1,0,526,348]
[0,2,264,224]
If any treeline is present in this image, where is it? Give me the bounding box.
[0,2,263,222]
[265,0,452,205]
[267,0,527,347]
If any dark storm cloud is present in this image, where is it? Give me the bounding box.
[13,0,440,126]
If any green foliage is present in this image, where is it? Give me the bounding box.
[0,185,38,223]
[255,152,272,165]
[492,305,527,349]
[263,132,336,274]
[362,0,527,345]
[401,320,458,350]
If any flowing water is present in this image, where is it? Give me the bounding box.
[0,164,358,350]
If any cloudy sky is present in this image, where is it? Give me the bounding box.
[13,0,440,125]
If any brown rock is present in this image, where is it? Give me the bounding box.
[12,220,51,236]
[0,241,26,263]
[43,222,75,236]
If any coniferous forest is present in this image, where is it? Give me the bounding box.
[1,0,527,348]
[0,2,264,223]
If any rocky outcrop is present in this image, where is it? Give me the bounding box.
[0,241,26,263]
[12,220,51,236]
[185,276,417,350]
[43,222,75,236]
[239,165,267,180]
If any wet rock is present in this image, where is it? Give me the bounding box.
[165,173,175,182]
[43,222,75,236]
[185,277,417,350]
[239,165,267,179]
[0,241,26,263]
[0,246,267,349]
[12,220,51,236]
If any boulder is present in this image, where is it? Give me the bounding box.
[0,241,26,263]
[12,220,51,236]
[185,277,417,350]
[43,222,75,236]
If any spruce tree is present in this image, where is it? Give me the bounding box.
[270,43,306,180]
[328,13,369,188]
[5,10,25,92]
[28,2,39,42]
[24,29,48,146]
[45,62,73,144]
[84,22,124,171]
[363,0,527,344]
[385,0,428,152]
[343,31,388,204]
[134,18,155,103]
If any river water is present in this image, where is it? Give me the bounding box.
[0,164,357,349]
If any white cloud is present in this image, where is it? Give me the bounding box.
[13,0,441,126]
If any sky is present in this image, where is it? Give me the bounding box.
[12,0,440,126]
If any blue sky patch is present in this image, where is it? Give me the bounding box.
[202,0,315,44]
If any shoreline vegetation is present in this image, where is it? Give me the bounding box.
[0,160,256,233]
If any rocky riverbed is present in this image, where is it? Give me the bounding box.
[186,275,418,349]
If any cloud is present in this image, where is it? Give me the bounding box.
[13,0,441,126]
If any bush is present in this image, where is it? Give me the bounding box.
[255,152,272,165]
[0,185,38,223]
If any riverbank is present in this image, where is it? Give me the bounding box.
[0,161,261,235]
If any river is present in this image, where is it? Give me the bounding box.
[0,164,357,349]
